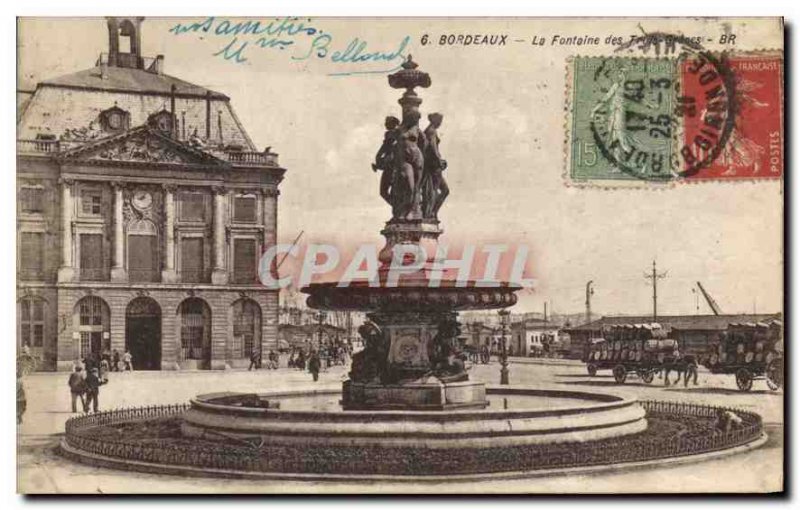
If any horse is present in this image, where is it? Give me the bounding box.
[663,354,699,387]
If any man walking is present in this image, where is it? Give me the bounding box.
[122,350,133,371]
[112,349,120,372]
[308,350,321,382]
[248,347,260,371]
[84,367,107,413]
[68,366,87,413]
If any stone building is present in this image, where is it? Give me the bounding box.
[17,17,285,371]
[510,318,559,357]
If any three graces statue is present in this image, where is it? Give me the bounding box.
[373,57,450,222]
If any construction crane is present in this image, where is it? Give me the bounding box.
[696,282,722,315]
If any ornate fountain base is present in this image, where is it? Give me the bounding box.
[303,217,519,413]
[342,378,488,411]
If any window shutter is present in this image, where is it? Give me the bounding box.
[180,193,206,222]
[20,233,44,277]
[233,239,256,283]
[181,238,205,282]
[80,234,104,280]
[128,235,159,282]
[234,196,257,223]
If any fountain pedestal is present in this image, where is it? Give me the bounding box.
[305,218,518,411]
[342,379,488,411]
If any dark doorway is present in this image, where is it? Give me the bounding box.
[125,297,162,370]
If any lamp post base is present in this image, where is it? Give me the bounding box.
[500,363,510,385]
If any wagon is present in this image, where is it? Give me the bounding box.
[584,323,682,383]
[701,320,783,391]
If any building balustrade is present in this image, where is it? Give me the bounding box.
[18,139,279,167]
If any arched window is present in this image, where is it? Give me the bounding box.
[232,299,261,357]
[128,218,159,282]
[118,19,135,54]
[19,297,45,349]
[179,298,211,362]
[74,296,110,359]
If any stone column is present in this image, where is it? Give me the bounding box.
[57,177,75,282]
[161,184,178,283]
[211,186,228,284]
[110,182,127,281]
[262,187,279,249]
[261,187,279,354]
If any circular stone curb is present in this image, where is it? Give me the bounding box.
[58,432,768,484]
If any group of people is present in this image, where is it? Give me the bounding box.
[62,350,133,414]
[287,348,322,381]
[84,349,134,374]
[467,345,493,364]
[248,348,280,370]
[67,364,108,413]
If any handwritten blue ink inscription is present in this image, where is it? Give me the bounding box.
[169,17,409,75]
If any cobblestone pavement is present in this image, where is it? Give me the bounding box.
[17,360,783,494]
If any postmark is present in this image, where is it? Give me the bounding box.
[681,53,783,180]
[566,32,782,185]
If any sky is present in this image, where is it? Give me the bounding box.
[16,17,784,317]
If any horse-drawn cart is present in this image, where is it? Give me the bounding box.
[584,323,689,384]
[701,320,783,391]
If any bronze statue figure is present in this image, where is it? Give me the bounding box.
[392,111,427,220]
[372,116,401,207]
[421,112,448,219]
[427,318,468,383]
[349,321,388,383]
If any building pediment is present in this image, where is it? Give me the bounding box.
[59,125,229,168]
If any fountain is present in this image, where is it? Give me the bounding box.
[179,55,648,446]
[306,56,518,411]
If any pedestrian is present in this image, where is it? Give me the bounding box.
[308,350,321,382]
[122,350,133,371]
[267,350,279,369]
[68,366,87,413]
[17,369,26,425]
[84,368,107,413]
[99,357,110,381]
[296,350,306,371]
[112,349,120,372]
[102,348,112,368]
[248,347,260,371]
[683,355,699,387]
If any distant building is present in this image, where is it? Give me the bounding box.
[278,323,347,351]
[563,313,782,360]
[510,318,560,357]
[463,321,495,351]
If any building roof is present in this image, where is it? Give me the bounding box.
[41,65,228,99]
[279,324,346,334]
[564,313,782,333]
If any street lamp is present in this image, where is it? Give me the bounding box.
[315,311,327,349]
[498,309,511,385]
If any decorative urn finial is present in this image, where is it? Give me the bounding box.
[388,55,432,93]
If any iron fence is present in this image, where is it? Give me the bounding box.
[62,400,765,476]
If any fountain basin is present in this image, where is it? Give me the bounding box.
[181,387,647,449]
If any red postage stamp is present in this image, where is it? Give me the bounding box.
[681,54,783,181]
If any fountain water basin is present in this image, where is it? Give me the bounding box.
[181,387,647,449]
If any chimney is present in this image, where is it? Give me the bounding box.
[217,110,224,145]
[544,302,548,322]
[170,84,177,138]
[149,55,164,75]
[205,91,211,140]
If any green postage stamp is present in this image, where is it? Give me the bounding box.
[568,57,677,184]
